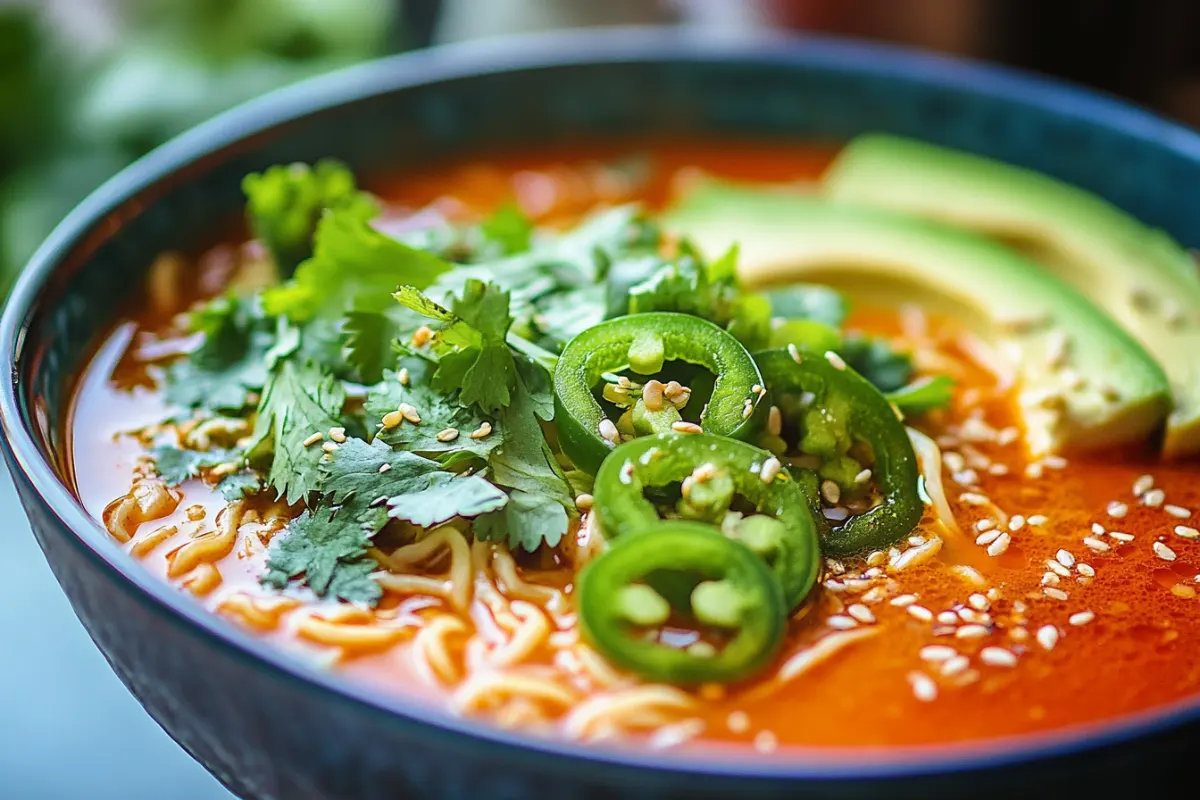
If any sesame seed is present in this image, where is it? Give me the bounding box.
[1143,488,1166,507]
[411,325,433,347]
[960,492,989,505]
[469,422,493,440]
[1171,583,1197,599]
[1154,541,1177,561]
[975,519,996,532]
[997,427,1020,446]
[1133,475,1154,496]
[986,533,1011,557]
[820,480,841,504]
[727,711,750,734]
[1108,531,1134,542]
[575,493,594,511]
[1068,610,1095,626]
[980,647,1017,667]
[920,645,957,662]
[968,593,990,611]
[751,384,762,394]
[1055,549,1075,568]
[598,419,620,443]
[855,468,872,484]
[1043,455,1068,470]
[1008,515,1026,532]
[397,367,410,386]
[1046,559,1071,577]
[988,464,1009,476]
[753,730,778,754]
[302,432,324,447]
[937,611,959,625]
[826,615,858,630]
[956,624,990,639]
[1165,505,1192,519]
[1042,572,1061,587]
[847,604,875,624]
[824,350,847,370]
[1174,525,1200,540]
[1036,625,1059,650]
[890,594,918,607]
[1027,515,1048,526]
[907,604,934,621]
[381,410,403,430]
[378,463,392,473]
[941,655,971,676]
[742,399,754,418]
[1107,501,1128,519]
[398,403,421,424]
[671,421,703,434]
[767,405,782,435]
[1083,537,1110,552]
[321,440,341,454]
[1077,563,1095,577]
[1025,463,1044,479]
[1044,587,1069,601]
[1091,522,1107,536]
[908,672,938,702]
[436,428,460,443]
[787,343,802,363]
[759,457,782,484]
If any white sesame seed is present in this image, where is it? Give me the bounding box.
[847,604,875,624]
[787,343,802,363]
[1041,572,1061,587]
[855,468,872,484]
[398,403,421,424]
[1027,515,1048,526]
[302,432,324,447]
[980,646,1017,667]
[824,350,847,371]
[997,427,1020,446]
[820,480,841,504]
[890,594,918,607]
[907,604,934,621]
[826,615,858,630]
[908,672,938,702]
[753,730,778,753]
[1025,463,1044,479]
[988,464,1009,476]
[920,645,958,662]
[598,419,620,444]
[1108,531,1134,542]
[956,624,990,639]
[1143,488,1166,507]
[960,492,989,505]
[908,535,926,547]
[397,367,410,386]
[1044,587,1069,601]
[1083,537,1110,552]
[1006,515,1024,532]
[987,533,1011,557]
[1055,549,1075,568]
[1036,625,1059,651]
[986,588,1001,602]
[378,463,392,473]
[328,426,347,443]
[1046,559,1071,577]
[866,550,887,567]
[1091,522,1107,536]
[321,441,339,453]
[941,655,971,676]
[975,519,996,532]
[767,405,782,435]
[1043,455,1068,470]
[1174,525,1200,540]
[1068,610,1095,626]
[727,711,750,734]
[1133,475,1154,496]
[760,457,782,484]
[1154,541,1177,561]
[381,410,403,430]
[1165,505,1192,519]
[1077,563,1095,577]
[1106,501,1128,519]
[470,421,493,440]
[671,421,703,434]
[575,493,594,511]
[436,428,460,443]
[937,611,959,625]
[968,593,990,611]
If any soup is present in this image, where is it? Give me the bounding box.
[69,138,1200,754]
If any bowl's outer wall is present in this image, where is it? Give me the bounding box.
[8,34,1200,799]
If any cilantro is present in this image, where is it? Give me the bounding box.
[243,159,378,276]
[343,309,396,385]
[217,472,263,501]
[886,375,955,414]
[762,284,848,328]
[163,294,272,411]
[263,206,453,322]
[248,359,346,505]
[365,369,500,459]
[479,203,532,256]
[262,507,381,605]
[474,377,573,552]
[148,444,241,485]
[393,279,517,414]
[841,334,914,394]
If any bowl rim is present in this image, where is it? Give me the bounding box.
[4,24,1200,782]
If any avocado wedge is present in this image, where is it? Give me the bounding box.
[665,182,1171,456]
[824,134,1200,458]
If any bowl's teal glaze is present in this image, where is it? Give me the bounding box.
[2,27,1199,799]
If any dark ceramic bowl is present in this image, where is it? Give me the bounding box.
[3,26,1199,800]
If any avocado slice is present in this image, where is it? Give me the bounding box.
[823,134,1200,458]
[665,182,1171,456]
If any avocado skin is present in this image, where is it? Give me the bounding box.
[824,134,1200,459]
[666,181,1171,456]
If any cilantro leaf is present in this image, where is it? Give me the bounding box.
[262,507,381,605]
[365,369,500,459]
[263,206,454,322]
[248,360,346,505]
[243,159,379,276]
[163,294,272,411]
[841,334,914,394]
[474,377,573,552]
[393,279,517,414]
[323,438,507,530]
[217,472,263,501]
[480,203,532,256]
[343,309,396,384]
[148,444,241,485]
[886,375,955,414]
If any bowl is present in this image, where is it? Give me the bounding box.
[3,26,1199,799]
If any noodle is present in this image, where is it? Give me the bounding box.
[906,427,961,536]
[217,592,300,631]
[413,614,470,684]
[166,501,246,578]
[488,601,552,668]
[295,615,407,653]
[377,526,473,611]
[560,686,696,741]
[451,670,579,714]
[180,563,222,596]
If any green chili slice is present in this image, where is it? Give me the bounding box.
[592,432,820,609]
[577,522,787,685]
[553,312,766,474]
[755,347,923,556]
